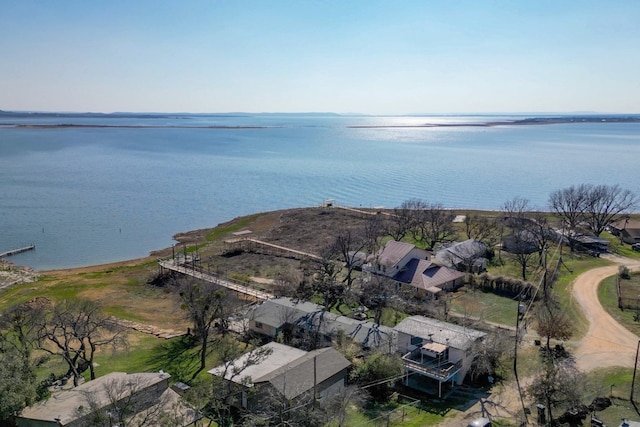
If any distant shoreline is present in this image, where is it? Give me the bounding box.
[2,115,640,130]
[348,116,640,128]
[3,124,279,130]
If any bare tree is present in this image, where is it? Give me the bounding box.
[468,330,512,383]
[332,228,366,291]
[362,213,386,253]
[528,358,586,425]
[501,198,552,280]
[534,295,573,352]
[385,200,416,241]
[306,247,343,311]
[405,199,457,250]
[273,268,303,298]
[174,277,229,377]
[464,213,500,246]
[584,184,638,236]
[502,198,536,280]
[36,299,127,386]
[360,271,395,325]
[548,184,590,250]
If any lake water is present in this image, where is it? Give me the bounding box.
[1,113,639,270]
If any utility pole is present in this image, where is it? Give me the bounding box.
[631,340,640,403]
[514,300,529,424]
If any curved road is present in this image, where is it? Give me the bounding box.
[572,256,640,372]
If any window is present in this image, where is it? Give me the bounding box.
[410,336,423,346]
[254,321,263,329]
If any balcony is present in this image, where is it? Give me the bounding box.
[402,348,462,381]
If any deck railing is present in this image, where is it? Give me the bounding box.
[401,350,462,380]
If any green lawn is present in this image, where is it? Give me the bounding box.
[599,275,640,336]
[450,287,520,327]
[328,398,462,427]
[448,250,610,333]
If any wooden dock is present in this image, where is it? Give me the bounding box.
[0,244,35,258]
[159,259,274,301]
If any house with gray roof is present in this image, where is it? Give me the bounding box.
[248,297,397,353]
[393,315,486,397]
[610,218,640,245]
[208,342,351,410]
[16,372,201,427]
[435,239,488,273]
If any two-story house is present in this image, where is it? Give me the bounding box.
[393,315,486,398]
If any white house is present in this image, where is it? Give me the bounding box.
[393,315,486,397]
[365,240,430,277]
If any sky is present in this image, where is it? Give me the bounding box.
[1,1,639,115]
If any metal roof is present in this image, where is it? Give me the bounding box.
[209,342,351,400]
[394,315,486,351]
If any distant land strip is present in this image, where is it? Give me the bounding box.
[4,124,280,129]
[1,115,639,130]
[348,116,640,128]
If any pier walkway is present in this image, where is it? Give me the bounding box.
[158,259,274,301]
[0,244,35,258]
[223,237,322,261]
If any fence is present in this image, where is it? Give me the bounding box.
[616,276,640,311]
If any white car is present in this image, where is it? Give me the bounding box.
[467,418,492,427]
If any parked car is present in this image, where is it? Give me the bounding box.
[632,243,640,252]
[467,417,492,427]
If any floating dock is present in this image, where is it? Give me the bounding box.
[0,244,35,258]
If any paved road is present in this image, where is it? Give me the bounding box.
[572,255,640,371]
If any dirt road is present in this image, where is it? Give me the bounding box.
[439,255,640,426]
[572,256,640,372]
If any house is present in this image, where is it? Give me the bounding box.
[208,342,351,410]
[569,234,609,254]
[435,239,488,273]
[393,315,486,398]
[610,218,640,245]
[16,372,201,427]
[392,259,465,297]
[364,240,429,277]
[247,297,397,353]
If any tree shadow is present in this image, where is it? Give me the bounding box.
[145,336,200,383]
